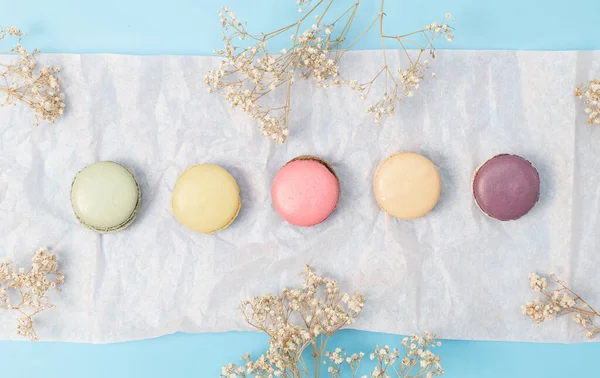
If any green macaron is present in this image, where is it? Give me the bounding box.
[70,161,141,233]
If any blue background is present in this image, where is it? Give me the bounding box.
[2,0,600,377]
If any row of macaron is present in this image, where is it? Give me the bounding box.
[69,152,541,234]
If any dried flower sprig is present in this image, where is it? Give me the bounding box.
[221,266,444,378]
[0,26,66,126]
[522,273,600,339]
[576,80,600,125]
[206,1,454,143]
[0,248,65,341]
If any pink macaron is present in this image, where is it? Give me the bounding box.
[271,156,340,227]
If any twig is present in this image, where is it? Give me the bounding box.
[0,26,66,125]
[523,273,600,339]
[0,248,65,341]
[206,1,455,143]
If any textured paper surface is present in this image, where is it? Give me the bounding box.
[0,50,599,343]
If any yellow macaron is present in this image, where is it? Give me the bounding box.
[171,164,241,234]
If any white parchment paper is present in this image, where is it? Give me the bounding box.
[0,50,599,343]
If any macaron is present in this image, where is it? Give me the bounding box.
[472,154,540,221]
[70,161,141,233]
[271,155,340,227]
[374,152,442,220]
[171,164,241,234]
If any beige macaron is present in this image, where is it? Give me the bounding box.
[373,152,442,220]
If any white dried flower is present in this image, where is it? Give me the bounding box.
[576,80,600,125]
[207,2,455,142]
[0,248,65,341]
[523,272,600,339]
[528,273,548,292]
[0,26,66,126]
[221,265,443,378]
[346,10,454,126]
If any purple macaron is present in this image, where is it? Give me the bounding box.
[472,154,540,221]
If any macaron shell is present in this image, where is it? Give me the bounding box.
[472,154,540,221]
[374,152,442,220]
[70,161,140,233]
[172,164,241,234]
[89,199,140,234]
[217,199,242,232]
[271,158,340,227]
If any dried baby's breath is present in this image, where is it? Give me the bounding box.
[0,248,65,341]
[206,1,455,143]
[523,273,600,339]
[221,265,444,378]
[0,26,66,126]
[576,80,600,125]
